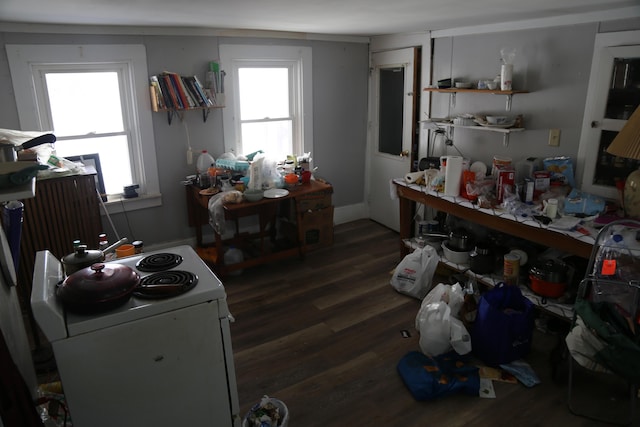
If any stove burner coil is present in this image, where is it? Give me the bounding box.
[133,271,198,299]
[136,253,183,272]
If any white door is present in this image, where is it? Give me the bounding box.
[577,31,640,200]
[368,48,418,231]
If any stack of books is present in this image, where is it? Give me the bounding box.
[149,71,215,111]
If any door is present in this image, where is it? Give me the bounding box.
[368,48,418,231]
[577,31,640,200]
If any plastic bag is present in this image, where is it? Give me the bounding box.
[417,302,452,357]
[397,351,480,401]
[416,283,465,327]
[390,245,439,299]
[415,283,471,356]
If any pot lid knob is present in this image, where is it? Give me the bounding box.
[90,263,106,273]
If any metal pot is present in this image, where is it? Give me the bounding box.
[61,238,128,276]
[0,133,56,162]
[529,259,568,298]
[448,227,474,251]
[56,262,140,313]
[469,242,495,274]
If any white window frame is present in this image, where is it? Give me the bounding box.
[220,44,313,159]
[5,44,161,212]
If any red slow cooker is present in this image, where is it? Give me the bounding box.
[528,259,568,299]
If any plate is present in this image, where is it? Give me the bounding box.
[264,188,289,198]
[474,120,516,129]
[199,187,220,196]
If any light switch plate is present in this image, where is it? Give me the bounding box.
[548,128,561,146]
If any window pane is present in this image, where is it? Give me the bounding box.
[238,68,289,120]
[46,72,124,136]
[241,120,292,159]
[55,135,132,195]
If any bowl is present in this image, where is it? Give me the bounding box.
[486,115,510,125]
[243,189,264,202]
[455,82,472,89]
[453,117,476,126]
[442,240,470,264]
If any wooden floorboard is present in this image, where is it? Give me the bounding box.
[223,219,638,427]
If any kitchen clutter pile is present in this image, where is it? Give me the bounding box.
[412,153,608,224]
[397,276,539,401]
[183,149,315,236]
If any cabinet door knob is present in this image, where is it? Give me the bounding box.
[399,150,410,157]
[591,120,599,128]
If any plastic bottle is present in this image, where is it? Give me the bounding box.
[196,150,216,174]
[593,233,626,279]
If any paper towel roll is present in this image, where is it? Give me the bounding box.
[444,156,463,196]
[404,171,424,184]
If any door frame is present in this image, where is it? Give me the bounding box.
[365,33,432,229]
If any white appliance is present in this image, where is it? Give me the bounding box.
[31,245,240,427]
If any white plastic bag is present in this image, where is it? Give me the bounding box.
[450,317,472,355]
[417,302,452,357]
[390,245,439,299]
[415,283,472,356]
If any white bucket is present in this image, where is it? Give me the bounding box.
[242,397,289,427]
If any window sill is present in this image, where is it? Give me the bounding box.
[99,192,162,215]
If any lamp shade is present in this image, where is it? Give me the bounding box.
[606,105,640,218]
[606,106,640,160]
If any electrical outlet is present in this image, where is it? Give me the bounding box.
[548,128,561,146]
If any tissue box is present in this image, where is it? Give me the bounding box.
[564,189,606,216]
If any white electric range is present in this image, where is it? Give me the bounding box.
[31,245,240,427]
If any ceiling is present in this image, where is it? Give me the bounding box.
[0,0,638,37]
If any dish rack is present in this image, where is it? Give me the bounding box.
[566,219,640,426]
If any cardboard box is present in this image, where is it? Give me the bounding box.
[296,191,332,212]
[299,206,334,250]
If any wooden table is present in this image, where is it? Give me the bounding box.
[186,180,333,275]
[394,179,594,259]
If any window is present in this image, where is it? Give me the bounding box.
[220,45,313,161]
[6,44,160,209]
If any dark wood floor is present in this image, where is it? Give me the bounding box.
[223,219,639,427]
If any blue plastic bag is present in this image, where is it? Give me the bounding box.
[471,283,535,367]
[396,351,480,401]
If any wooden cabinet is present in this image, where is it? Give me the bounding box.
[186,181,334,276]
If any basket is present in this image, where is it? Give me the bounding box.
[242,397,289,427]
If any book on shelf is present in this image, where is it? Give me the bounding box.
[163,72,191,109]
[149,72,221,110]
[149,76,166,110]
[159,74,182,109]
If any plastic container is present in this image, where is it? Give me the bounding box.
[224,246,244,275]
[593,233,625,279]
[196,150,216,174]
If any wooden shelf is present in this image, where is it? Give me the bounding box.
[424,87,529,111]
[424,87,529,95]
[156,105,224,125]
[432,122,525,146]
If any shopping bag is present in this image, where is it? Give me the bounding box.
[415,283,471,356]
[417,302,452,357]
[390,245,439,299]
[471,283,534,367]
[396,351,480,401]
